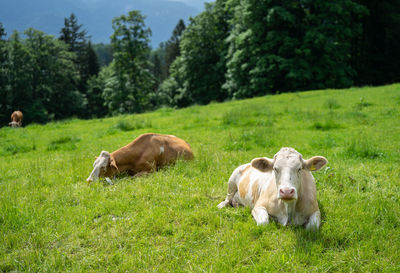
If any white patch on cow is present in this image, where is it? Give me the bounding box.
[305,211,320,230]
[254,170,273,193]
[217,200,230,209]
[87,151,110,182]
[284,201,296,226]
[159,146,164,155]
[251,207,269,225]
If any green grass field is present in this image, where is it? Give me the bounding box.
[1,84,400,272]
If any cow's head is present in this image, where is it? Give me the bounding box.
[9,121,20,128]
[251,147,327,202]
[86,151,119,183]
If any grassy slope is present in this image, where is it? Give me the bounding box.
[0,84,399,272]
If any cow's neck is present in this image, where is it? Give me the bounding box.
[284,201,297,225]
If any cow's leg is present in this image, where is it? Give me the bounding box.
[217,179,238,209]
[134,171,150,177]
[217,167,244,209]
[305,210,320,230]
[134,161,157,177]
[251,207,269,225]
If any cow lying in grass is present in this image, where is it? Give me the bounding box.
[87,133,193,183]
[217,147,327,230]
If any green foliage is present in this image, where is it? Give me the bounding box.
[85,64,114,118]
[161,0,231,107]
[1,84,399,271]
[224,0,365,99]
[353,0,400,85]
[109,10,155,114]
[59,13,100,105]
[0,28,83,125]
[92,43,113,67]
[164,19,186,76]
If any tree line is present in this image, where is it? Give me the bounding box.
[1,0,399,125]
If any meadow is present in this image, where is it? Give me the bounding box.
[1,84,399,272]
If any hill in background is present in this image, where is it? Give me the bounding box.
[1,0,205,47]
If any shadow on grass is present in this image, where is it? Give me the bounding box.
[292,202,351,253]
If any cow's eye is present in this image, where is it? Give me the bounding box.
[273,168,279,173]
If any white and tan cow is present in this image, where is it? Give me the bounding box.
[217,147,327,230]
[87,133,193,183]
[9,110,23,127]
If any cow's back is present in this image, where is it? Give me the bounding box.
[111,133,192,173]
[151,134,193,166]
[11,111,23,122]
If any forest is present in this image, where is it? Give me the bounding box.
[0,0,399,125]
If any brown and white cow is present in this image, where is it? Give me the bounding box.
[86,133,193,183]
[9,111,23,127]
[217,147,327,230]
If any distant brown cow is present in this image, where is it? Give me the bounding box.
[86,133,194,183]
[9,111,23,127]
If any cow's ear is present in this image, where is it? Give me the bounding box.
[304,156,327,171]
[110,159,119,172]
[251,157,273,172]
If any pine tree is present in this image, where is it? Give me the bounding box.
[165,19,186,75]
[59,13,96,95]
[0,22,9,124]
[59,13,87,53]
[86,41,100,80]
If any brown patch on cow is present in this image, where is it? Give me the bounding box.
[239,176,250,198]
[251,180,261,204]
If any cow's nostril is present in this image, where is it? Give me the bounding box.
[280,188,295,198]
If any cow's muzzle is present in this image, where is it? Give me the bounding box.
[279,187,296,201]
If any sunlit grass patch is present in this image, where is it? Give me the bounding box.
[309,134,338,149]
[47,136,80,151]
[108,118,152,134]
[344,138,384,159]
[155,107,175,116]
[311,119,343,131]
[354,97,373,110]
[221,105,274,127]
[0,143,35,155]
[223,129,275,151]
[324,98,341,109]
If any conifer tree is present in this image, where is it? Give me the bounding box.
[165,19,186,75]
